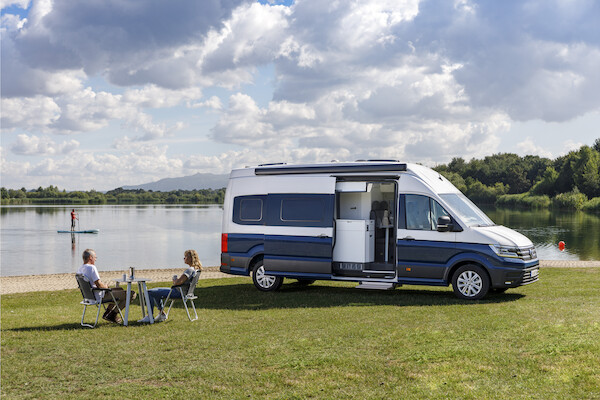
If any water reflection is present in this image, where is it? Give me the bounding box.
[482,206,600,261]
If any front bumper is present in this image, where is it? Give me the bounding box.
[491,264,540,289]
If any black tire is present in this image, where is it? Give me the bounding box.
[451,264,490,300]
[296,279,315,286]
[251,260,283,292]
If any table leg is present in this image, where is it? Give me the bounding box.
[124,282,132,326]
[141,282,154,324]
[137,282,146,317]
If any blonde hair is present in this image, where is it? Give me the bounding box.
[185,249,202,270]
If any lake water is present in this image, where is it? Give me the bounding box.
[1,205,598,277]
[1,205,223,277]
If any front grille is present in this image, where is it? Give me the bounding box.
[521,267,540,284]
[517,246,537,261]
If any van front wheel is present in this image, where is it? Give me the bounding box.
[452,264,490,300]
[252,262,283,292]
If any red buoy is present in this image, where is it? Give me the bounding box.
[558,241,565,251]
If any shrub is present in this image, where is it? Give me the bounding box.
[496,193,550,209]
[553,189,588,210]
[582,197,600,212]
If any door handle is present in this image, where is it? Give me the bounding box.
[401,236,415,241]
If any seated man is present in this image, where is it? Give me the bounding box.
[77,248,134,324]
[142,249,202,323]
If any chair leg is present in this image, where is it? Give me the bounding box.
[164,291,174,318]
[182,298,191,320]
[187,299,198,322]
[94,304,102,327]
[80,304,96,328]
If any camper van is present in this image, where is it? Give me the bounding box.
[220,161,539,300]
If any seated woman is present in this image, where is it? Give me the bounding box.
[142,249,202,323]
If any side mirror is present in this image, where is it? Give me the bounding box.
[437,216,452,232]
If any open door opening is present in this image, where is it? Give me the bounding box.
[333,180,397,278]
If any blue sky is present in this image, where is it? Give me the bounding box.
[1,0,599,190]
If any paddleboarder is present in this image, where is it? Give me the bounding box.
[70,209,78,231]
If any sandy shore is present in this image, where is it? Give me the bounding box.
[0,266,235,295]
[1,261,599,295]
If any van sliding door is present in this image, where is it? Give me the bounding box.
[263,176,336,277]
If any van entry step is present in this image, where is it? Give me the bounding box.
[356,282,396,290]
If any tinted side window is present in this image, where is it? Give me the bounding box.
[240,199,263,221]
[233,195,266,225]
[281,198,325,222]
[406,195,431,230]
[405,195,450,230]
[430,199,450,230]
[266,194,334,227]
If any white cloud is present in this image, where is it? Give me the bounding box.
[2,0,600,191]
[1,96,60,130]
[10,134,80,156]
[189,96,223,110]
[516,137,553,159]
[122,85,203,109]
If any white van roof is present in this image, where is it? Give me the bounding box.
[229,161,459,194]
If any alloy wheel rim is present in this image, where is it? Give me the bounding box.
[256,266,276,288]
[457,270,482,297]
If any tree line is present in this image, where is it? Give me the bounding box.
[434,139,600,211]
[1,186,226,205]
[3,139,599,211]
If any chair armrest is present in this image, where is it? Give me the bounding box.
[92,287,113,292]
[170,284,183,289]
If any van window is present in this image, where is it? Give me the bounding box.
[406,195,449,230]
[281,198,325,222]
[265,194,334,227]
[240,199,263,221]
[233,195,266,225]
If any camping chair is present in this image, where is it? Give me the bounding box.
[75,274,124,328]
[163,270,201,321]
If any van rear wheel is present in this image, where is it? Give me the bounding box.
[452,264,490,300]
[252,262,283,292]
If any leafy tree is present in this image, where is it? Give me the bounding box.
[554,151,578,193]
[574,146,600,198]
[531,167,559,196]
[447,157,467,175]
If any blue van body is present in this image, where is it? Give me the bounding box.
[220,162,539,299]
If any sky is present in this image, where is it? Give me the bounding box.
[1,0,599,191]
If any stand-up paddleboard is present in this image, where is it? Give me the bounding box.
[57,229,99,234]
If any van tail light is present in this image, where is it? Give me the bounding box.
[221,233,228,253]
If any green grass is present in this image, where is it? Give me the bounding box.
[2,268,599,399]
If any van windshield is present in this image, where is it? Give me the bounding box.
[439,193,495,227]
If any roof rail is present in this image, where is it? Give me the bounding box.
[257,162,287,167]
[355,159,401,162]
[255,163,407,175]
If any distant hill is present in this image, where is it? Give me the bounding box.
[122,173,229,191]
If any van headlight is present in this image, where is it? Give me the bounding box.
[490,245,520,258]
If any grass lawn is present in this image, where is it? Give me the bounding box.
[1,267,599,399]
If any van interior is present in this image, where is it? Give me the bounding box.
[334,180,397,278]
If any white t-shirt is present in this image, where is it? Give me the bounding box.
[77,263,103,301]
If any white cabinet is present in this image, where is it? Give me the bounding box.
[333,219,374,263]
